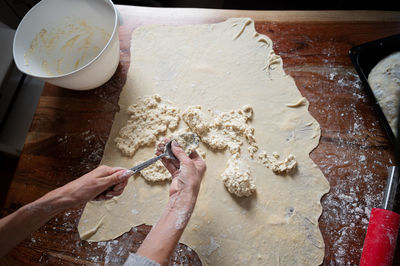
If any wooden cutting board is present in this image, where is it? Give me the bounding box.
[2,6,400,265]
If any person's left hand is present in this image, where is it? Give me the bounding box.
[54,165,134,207]
[156,139,206,201]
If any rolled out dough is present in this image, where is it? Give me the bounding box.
[78,18,330,265]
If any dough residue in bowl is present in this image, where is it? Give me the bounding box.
[24,18,111,76]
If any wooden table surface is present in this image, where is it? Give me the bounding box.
[2,6,400,265]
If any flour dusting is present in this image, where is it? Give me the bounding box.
[307,66,390,264]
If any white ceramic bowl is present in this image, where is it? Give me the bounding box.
[13,0,120,90]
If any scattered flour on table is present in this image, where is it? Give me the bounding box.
[313,66,387,264]
[79,129,106,171]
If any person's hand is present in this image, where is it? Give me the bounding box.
[55,165,134,206]
[136,140,206,265]
[0,165,133,257]
[156,139,206,200]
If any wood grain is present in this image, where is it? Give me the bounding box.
[2,6,400,265]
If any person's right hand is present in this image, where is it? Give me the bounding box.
[156,139,206,200]
[52,165,133,207]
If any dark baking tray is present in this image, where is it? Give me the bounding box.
[349,33,400,146]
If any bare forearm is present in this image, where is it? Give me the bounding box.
[137,192,197,266]
[0,188,72,257]
[0,165,131,258]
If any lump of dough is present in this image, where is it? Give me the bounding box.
[155,131,202,157]
[140,160,171,182]
[182,105,259,197]
[114,94,180,156]
[182,105,255,154]
[368,51,400,136]
[270,154,297,174]
[173,132,200,156]
[181,106,209,135]
[258,151,297,174]
[286,97,307,108]
[222,154,256,197]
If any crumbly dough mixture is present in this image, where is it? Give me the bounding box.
[114,95,180,157]
[182,105,258,196]
[115,94,294,196]
[222,154,255,197]
[155,131,206,159]
[173,132,200,156]
[258,151,297,174]
[368,51,400,136]
[115,94,299,196]
[182,105,256,154]
[182,104,297,195]
[137,132,201,183]
[139,160,171,182]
